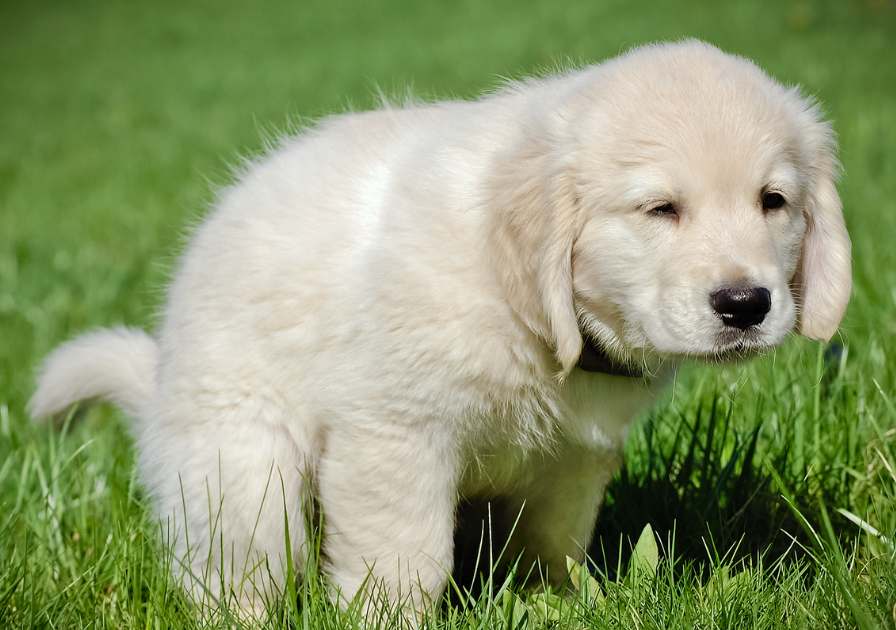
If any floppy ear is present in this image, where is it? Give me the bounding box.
[796,120,852,341]
[534,175,583,374]
[486,137,583,375]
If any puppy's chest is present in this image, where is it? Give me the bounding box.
[458,371,659,497]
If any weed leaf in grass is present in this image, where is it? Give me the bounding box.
[702,565,755,600]
[527,591,564,624]
[627,523,659,583]
[501,589,529,630]
[566,555,604,606]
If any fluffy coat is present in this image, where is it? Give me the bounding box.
[30,40,851,617]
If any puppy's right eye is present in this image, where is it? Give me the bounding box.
[648,202,678,218]
[761,191,786,211]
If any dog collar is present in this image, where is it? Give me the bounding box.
[576,334,642,377]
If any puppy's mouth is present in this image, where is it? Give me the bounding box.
[703,328,771,363]
[578,318,777,373]
[652,328,774,364]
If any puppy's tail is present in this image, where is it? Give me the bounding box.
[29,327,158,423]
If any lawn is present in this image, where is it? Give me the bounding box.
[2,0,896,627]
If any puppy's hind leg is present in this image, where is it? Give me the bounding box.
[138,396,314,619]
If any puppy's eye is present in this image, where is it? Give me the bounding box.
[648,202,678,217]
[761,191,786,211]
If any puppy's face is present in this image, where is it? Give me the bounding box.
[564,44,851,363]
[573,121,807,359]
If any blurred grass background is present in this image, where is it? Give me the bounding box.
[2,1,895,392]
[2,0,896,627]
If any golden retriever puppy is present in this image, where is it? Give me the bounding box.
[30,40,850,617]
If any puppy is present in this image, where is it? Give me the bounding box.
[30,40,851,617]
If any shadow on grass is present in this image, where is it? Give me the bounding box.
[590,400,809,581]
[451,388,851,596]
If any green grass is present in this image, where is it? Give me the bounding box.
[2,0,896,627]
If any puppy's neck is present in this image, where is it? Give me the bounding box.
[576,334,643,378]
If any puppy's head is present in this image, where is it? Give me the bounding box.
[566,41,852,368]
[500,41,851,373]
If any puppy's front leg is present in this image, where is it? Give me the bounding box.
[318,420,457,618]
[507,443,621,581]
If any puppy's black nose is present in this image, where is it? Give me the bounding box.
[710,286,771,329]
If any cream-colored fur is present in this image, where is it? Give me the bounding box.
[29,40,850,618]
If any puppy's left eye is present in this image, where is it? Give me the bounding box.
[761,191,786,211]
[648,202,678,217]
